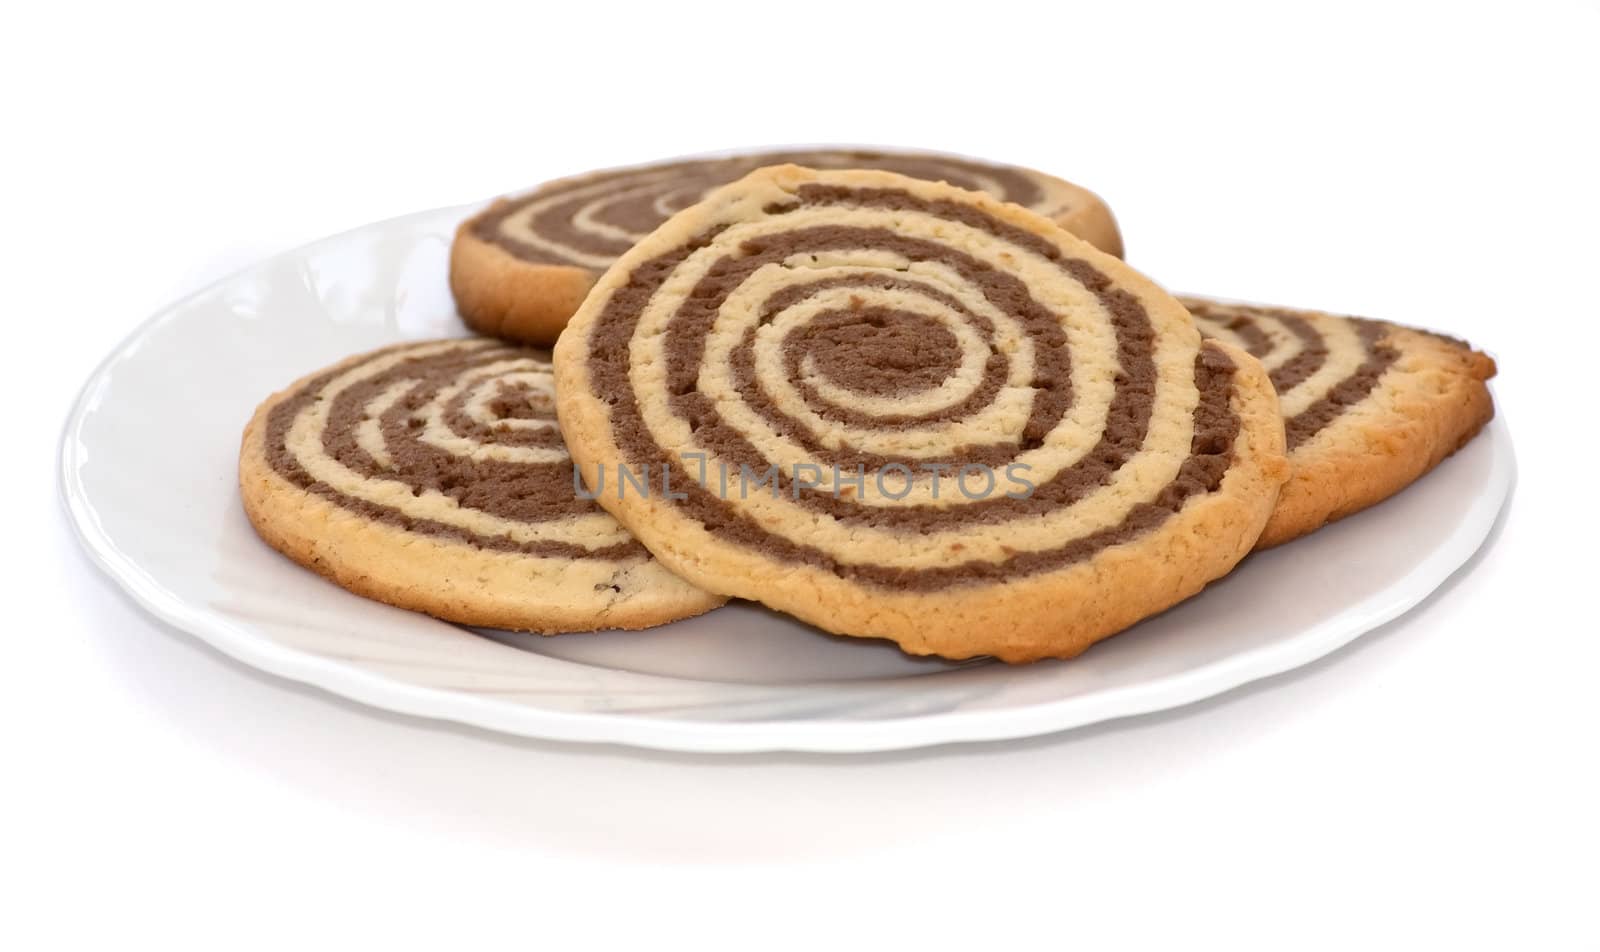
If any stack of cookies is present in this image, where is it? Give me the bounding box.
[240,149,1496,663]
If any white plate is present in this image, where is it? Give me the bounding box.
[59,204,1515,753]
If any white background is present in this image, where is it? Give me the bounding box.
[7,1,1598,948]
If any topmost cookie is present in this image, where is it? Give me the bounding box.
[552,165,1288,663]
[450,148,1123,345]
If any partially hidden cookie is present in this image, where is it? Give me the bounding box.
[1183,297,1496,548]
[452,148,1123,345]
[239,338,724,632]
[553,166,1289,663]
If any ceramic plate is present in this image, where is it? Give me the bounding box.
[60,204,1514,753]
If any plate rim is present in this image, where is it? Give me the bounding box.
[57,205,1517,754]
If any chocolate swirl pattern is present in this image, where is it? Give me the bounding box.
[451,149,1122,345]
[239,339,723,632]
[1184,297,1496,548]
[555,166,1290,662]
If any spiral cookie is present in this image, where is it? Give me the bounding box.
[452,148,1122,345]
[239,339,724,632]
[1183,297,1497,548]
[554,166,1289,663]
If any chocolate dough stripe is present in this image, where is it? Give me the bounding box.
[712,228,1070,477]
[1264,311,1328,393]
[1186,300,1399,450]
[586,188,1239,584]
[439,373,564,449]
[265,342,645,560]
[773,282,1007,426]
[1213,312,1275,359]
[1281,318,1398,449]
[781,307,987,422]
[759,273,1008,431]
[730,274,1012,465]
[476,151,1050,267]
[1195,306,1330,391]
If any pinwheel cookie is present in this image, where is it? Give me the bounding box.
[554,166,1289,662]
[1183,297,1496,548]
[452,148,1122,345]
[239,338,723,632]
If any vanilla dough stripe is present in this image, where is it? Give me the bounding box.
[555,166,1289,663]
[1183,297,1496,548]
[239,339,723,632]
[452,148,1123,345]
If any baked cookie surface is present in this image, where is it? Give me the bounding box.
[239,338,724,632]
[452,148,1123,345]
[554,166,1288,663]
[1183,297,1496,548]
